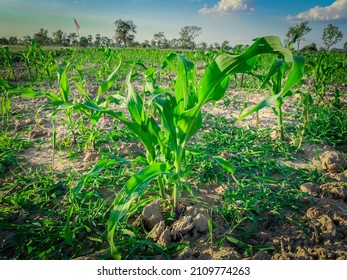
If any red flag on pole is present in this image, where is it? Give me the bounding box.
[74,18,80,30]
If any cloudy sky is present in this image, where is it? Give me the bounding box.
[1,0,346,47]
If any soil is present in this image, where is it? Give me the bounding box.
[1,66,347,260]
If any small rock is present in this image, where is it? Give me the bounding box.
[253,251,271,260]
[337,170,347,182]
[320,182,347,200]
[316,214,337,239]
[172,216,194,236]
[320,150,347,173]
[141,200,164,230]
[149,220,165,241]
[157,228,171,247]
[300,182,321,197]
[177,246,193,260]
[184,206,200,217]
[193,213,209,234]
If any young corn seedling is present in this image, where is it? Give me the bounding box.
[307,52,344,104]
[239,53,305,141]
[0,78,11,125]
[1,46,16,80]
[70,36,300,259]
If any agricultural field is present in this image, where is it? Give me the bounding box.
[0,37,347,260]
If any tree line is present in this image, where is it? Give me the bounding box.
[0,19,346,51]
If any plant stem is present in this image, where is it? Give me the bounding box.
[276,98,284,141]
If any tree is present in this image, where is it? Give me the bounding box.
[34,28,49,45]
[285,21,312,50]
[170,38,179,49]
[344,41,347,51]
[53,29,65,45]
[198,42,207,50]
[94,34,101,46]
[221,40,230,50]
[114,19,136,47]
[22,36,32,45]
[67,33,78,46]
[8,36,19,45]
[301,43,318,52]
[179,26,202,49]
[152,32,167,49]
[322,24,343,51]
[79,36,89,47]
[101,36,112,47]
[87,35,93,47]
[0,37,9,44]
[141,40,151,48]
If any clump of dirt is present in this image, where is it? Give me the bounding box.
[138,202,210,250]
[320,150,347,173]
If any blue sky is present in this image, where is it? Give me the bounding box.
[1,0,346,47]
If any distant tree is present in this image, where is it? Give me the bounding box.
[0,37,9,45]
[22,35,31,45]
[198,42,207,50]
[114,19,136,47]
[34,28,49,45]
[141,40,151,48]
[79,36,89,47]
[322,24,344,51]
[67,32,78,46]
[170,38,179,49]
[179,26,202,49]
[285,21,312,50]
[101,36,112,47]
[53,29,65,45]
[8,36,19,45]
[301,43,318,52]
[344,41,347,51]
[221,40,230,50]
[213,42,221,49]
[152,32,167,49]
[94,34,101,46]
[87,35,93,47]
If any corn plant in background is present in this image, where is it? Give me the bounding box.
[70,36,303,259]
[307,52,344,104]
[0,46,16,80]
[0,78,11,125]
[240,54,305,140]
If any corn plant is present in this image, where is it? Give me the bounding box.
[1,46,16,80]
[70,36,301,258]
[307,52,344,103]
[0,78,11,124]
[239,54,305,141]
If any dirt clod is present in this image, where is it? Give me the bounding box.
[141,200,164,230]
[320,150,347,172]
[300,182,321,197]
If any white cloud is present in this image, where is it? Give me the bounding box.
[286,0,347,21]
[199,0,255,15]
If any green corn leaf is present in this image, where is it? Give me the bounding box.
[175,54,196,113]
[126,72,145,125]
[0,78,10,90]
[108,162,172,259]
[226,236,248,249]
[213,156,235,174]
[97,62,121,96]
[238,94,280,121]
[282,55,305,94]
[56,63,70,103]
[74,81,90,100]
[259,59,285,90]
